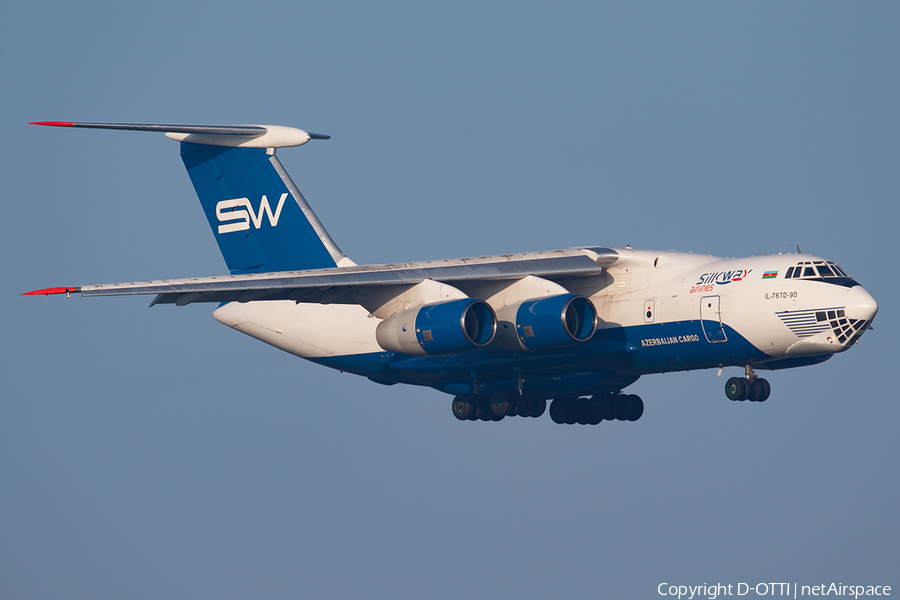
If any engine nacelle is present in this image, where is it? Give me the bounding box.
[376,299,497,356]
[494,294,597,351]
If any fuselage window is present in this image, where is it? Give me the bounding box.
[785,266,795,278]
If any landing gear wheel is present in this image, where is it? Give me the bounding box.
[549,399,563,424]
[599,395,617,421]
[451,395,475,420]
[550,398,576,424]
[623,394,644,421]
[530,397,547,418]
[750,378,771,402]
[614,395,629,420]
[725,377,749,401]
[490,391,514,417]
[566,398,582,425]
[575,398,591,425]
[478,400,494,421]
[471,399,486,421]
[515,394,532,417]
[586,396,605,425]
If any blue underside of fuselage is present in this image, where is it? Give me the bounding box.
[310,320,768,398]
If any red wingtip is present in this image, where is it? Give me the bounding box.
[23,286,81,296]
[29,121,74,127]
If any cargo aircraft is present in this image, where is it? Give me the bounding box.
[25,122,879,425]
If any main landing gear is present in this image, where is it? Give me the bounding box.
[549,394,643,425]
[725,365,771,402]
[451,391,546,422]
[451,391,644,425]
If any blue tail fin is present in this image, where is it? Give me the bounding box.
[180,142,346,274]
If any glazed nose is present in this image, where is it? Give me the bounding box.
[845,285,878,322]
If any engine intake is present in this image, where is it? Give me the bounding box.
[494,294,597,351]
[376,298,496,356]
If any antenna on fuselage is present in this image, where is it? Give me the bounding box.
[793,244,802,254]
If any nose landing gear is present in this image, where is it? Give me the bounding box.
[725,365,770,402]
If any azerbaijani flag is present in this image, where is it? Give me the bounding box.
[762,271,778,279]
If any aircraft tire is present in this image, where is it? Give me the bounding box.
[750,378,770,402]
[551,397,582,424]
[569,398,586,424]
[625,394,644,421]
[490,391,514,417]
[517,395,535,417]
[530,397,547,418]
[549,399,567,424]
[518,394,533,417]
[507,398,519,417]
[615,394,631,421]
[586,396,604,425]
[725,377,748,401]
[576,403,591,424]
[562,398,579,424]
[452,395,475,420]
[599,395,617,421]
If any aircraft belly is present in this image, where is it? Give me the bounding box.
[313,319,766,395]
[213,300,381,358]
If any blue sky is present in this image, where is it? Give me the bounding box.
[2,2,898,598]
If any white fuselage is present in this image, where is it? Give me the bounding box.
[212,248,877,379]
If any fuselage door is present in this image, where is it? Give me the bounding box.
[700,295,727,343]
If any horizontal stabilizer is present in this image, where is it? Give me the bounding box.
[29,121,329,148]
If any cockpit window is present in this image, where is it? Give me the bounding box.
[789,260,852,281]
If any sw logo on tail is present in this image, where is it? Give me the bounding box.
[216,193,289,234]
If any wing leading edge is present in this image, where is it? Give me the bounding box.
[26,249,618,308]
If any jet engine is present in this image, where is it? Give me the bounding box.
[376,298,497,356]
[494,294,597,351]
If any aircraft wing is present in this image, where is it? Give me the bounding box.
[26,248,617,310]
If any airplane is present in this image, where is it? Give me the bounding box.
[25,121,879,425]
